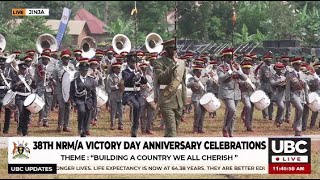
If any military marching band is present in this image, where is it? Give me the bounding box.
[0,33,320,138]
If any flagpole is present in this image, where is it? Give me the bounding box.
[232,2,236,61]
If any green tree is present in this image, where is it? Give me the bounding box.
[1,17,55,52]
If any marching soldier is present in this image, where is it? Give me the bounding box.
[281,56,292,123]
[1,56,13,134]
[106,62,124,130]
[88,58,103,126]
[35,52,56,127]
[139,62,155,134]
[104,48,115,64]
[259,54,274,121]
[11,61,36,136]
[70,59,97,137]
[70,49,82,68]
[270,63,286,127]
[309,62,320,129]
[206,60,219,118]
[187,65,207,133]
[153,39,187,137]
[218,48,247,137]
[300,64,312,131]
[122,51,147,137]
[50,50,59,111]
[53,50,75,133]
[239,61,259,132]
[285,57,306,136]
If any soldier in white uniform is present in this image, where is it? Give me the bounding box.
[239,61,260,132]
[53,50,75,133]
[34,52,56,127]
[139,62,155,134]
[218,49,247,137]
[285,57,306,136]
[106,62,124,130]
[270,63,286,127]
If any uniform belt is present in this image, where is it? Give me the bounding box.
[159,84,182,90]
[16,92,31,96]
[0,86,8,89]
[124,87,140,91]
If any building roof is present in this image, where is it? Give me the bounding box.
[74,8,106,35]
[45,20,87,35]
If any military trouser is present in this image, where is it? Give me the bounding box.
[110,100,123,128]
[222,99,239,135]
[209,93,218,118]
[242,97,254,129]
[291,97,303,134]
[285,101,291,120]
[16,95,30,136]
[140,101,154,133]
[90,108,97,121]
[57,95,70,129]
[302,104,309,131]
[192,100,205,132]
[38,92,53,124]
[274,100,285,124]
[262,91,273,120]
[160,106,182,137]
[2,103,12,133]
[123,92,141,137]
[76,103,90,135]
[310,112,320,128]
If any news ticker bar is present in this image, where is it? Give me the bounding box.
[12,8,49,16]
[7,137,311,174]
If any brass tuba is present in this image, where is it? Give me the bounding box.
[36,33,58,53]
[112,34,131,55]
[80,36,96,58]
[145,33,163,54]
[0,34,6,52]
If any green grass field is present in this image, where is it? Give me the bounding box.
[1,103,320,179]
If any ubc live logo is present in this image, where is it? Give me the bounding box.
[268,138,311,174]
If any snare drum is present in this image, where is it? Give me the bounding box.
[24,94,45,114]
[96,87,108,108]
[250,90,270,110]
[2,90,16,107]
[199,93,221,113]
[308,92,320,112]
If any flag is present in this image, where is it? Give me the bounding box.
[56,7,71,50]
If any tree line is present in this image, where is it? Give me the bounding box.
[0,1,319,52]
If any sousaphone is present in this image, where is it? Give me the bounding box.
[36,33,58,53]
[112,34,131,55]
[145,33,163,54]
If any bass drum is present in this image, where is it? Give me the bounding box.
[96,87,108,108]
[146,93,157,109]
[62,71,77,103]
